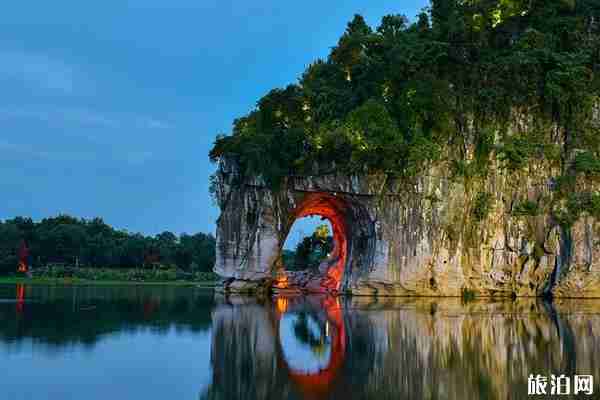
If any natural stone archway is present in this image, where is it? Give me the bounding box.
[213,158,600,297]
[278,193,350,292]
[213,161,378,295]
[275,192,377,293]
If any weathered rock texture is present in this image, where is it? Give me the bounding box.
[213,155,600,297]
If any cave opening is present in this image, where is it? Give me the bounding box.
[276,193,350,293]
[282,216,334,273]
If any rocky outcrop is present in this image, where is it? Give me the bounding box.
[213,151,600,297]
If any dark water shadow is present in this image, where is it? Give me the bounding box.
[0,284,214,349]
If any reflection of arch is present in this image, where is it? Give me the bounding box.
[272,295,346,400]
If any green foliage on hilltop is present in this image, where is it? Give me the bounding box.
[0,215,216,276]
[210,0,600,226]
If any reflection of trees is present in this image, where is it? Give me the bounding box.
[292,312,329,355]
[0,285,213,348]
[287,225,334,272]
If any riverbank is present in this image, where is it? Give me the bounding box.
[0,276,216,287]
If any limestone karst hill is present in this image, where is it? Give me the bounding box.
[210,1,600,297]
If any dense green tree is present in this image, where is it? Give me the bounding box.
[211,0,600,227]
[0,222,21,274]
[290,225,334,271]
[177,233,216,272]
[0,215,216,275]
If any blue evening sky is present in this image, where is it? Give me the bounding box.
[0,1,428,238]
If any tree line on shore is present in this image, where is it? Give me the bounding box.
[0,214,336,279]
[0,215,216,276]
[283,224,334,271]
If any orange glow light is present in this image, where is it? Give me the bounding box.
[274,275,289,289]
[276,297,289,314]
[292,193,349,293]
[17,261,27,273]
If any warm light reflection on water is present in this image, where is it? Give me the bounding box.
[202,295,600,400]
[1,285,600,400]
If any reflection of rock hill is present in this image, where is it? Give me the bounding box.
[202,295,346,400]
[201,296,600,400]
[0,285,213,348]
[214,158,600,297]
[344,298,600,400]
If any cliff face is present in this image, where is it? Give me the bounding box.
[213,152,600,298]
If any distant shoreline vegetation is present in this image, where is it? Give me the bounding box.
[0,215,217,281]
[0,275,216,286]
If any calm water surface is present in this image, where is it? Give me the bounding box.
[1,284,600,400]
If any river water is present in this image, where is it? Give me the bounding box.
[1,284,599,399]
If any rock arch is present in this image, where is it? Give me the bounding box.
[278,192,376,293]
[213,158,600,297]
[214,167,377,294]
